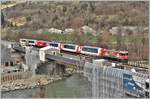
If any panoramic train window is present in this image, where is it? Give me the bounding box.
[5,62,9,66]
[64,45,75,49]
[145,82,149,89]
[10,61,13,66]
[82,47,98,53]
[119,53,128,56]
[21,40,26,42]
[50,43,58,47]
[28,41,35,43]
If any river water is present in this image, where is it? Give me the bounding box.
[1,74,92,98]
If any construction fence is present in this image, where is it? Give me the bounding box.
[1,71,33,83]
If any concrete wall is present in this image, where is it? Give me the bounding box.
[36,62,66,77]
[1,44,14,67]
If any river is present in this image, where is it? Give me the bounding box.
[1,74,92,98]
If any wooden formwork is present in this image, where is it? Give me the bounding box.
[1,71,32,83]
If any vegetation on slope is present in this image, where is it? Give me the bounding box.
[1,1,149,61]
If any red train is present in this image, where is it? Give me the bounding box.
[104,50,128,62]
[19,38,128,62]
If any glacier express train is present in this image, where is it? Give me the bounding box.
[19,38,128,62]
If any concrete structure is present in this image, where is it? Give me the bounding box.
[1,66,20,74]
[93,59,112,67]
[1,44,15,67]
[84,62,149,98]
[13,44,84,76]
[39,46,51,62]
[39,46,60,62]
[25,47,40,76]
[46,54,80,66]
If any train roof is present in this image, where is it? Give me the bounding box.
[82,46,101,49]
[49,41,61,43]
[20,38,37,41]
[36,40,47,42]
[63,43,78,46]
[107,49,128,53]
[119,51,128,53]
[28,39,37,40]
[20,38,27,40]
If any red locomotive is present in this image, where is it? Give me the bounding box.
[35,40,47,48]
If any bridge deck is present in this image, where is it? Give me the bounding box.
[12,45,25,53]
[12,44,80,66]
[46,54,80,66]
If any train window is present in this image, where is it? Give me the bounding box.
[10,61,13,66]
[5,62,9,66]
[119,53,128,56]
[64,45,75,49]
[13,70,17,72]
[145,82,149,89]
[50,43,58,47]
[21,40,26,42]
[28,41,35,43]
[82,47,98,53]
[52,51,56,55]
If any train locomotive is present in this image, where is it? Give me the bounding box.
[35,40,47,48]
[104,50,128,62]
[20,38,47,48]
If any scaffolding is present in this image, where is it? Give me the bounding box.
[84,62,148,98]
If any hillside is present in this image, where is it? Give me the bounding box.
[1,1,149,61]
[2,1,148,30]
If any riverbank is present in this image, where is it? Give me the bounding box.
[2,74,92,98]
[1,74,63,92]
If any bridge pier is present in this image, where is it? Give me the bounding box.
[25,47,40,76]
[36,61,67,77]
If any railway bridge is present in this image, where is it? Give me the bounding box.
[12,44,84,75]
[12,44,83,66]
[5,43,150,98]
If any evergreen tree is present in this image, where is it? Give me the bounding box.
[1,12,5,26]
